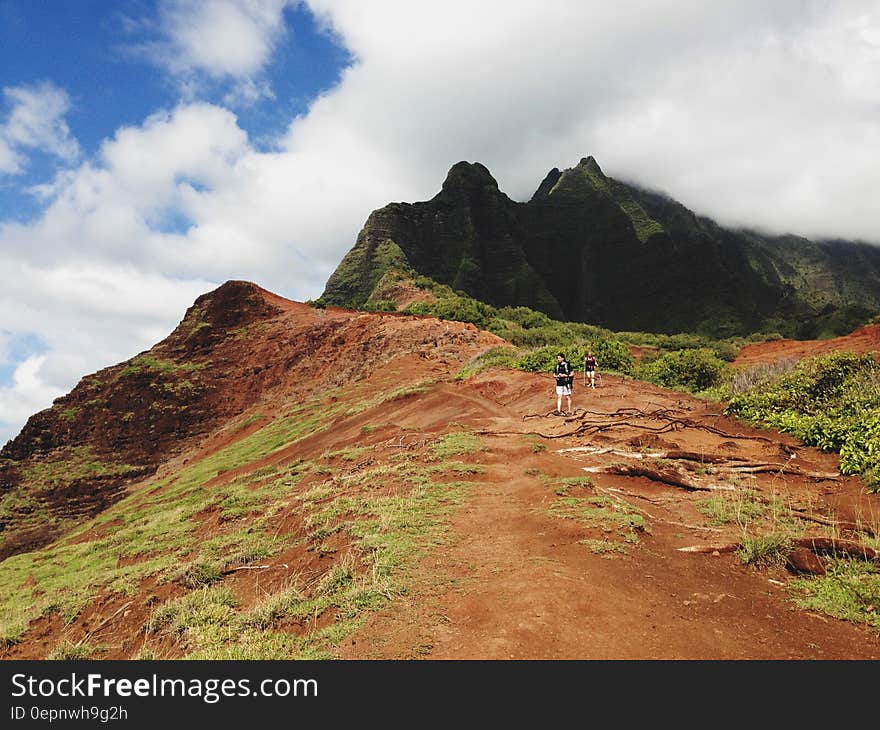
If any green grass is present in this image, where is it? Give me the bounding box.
[428,432,483,461]
[790,559,880,629]
[0,390,483,658]
[322,446,371,462]
[47,639,96,660]
[579,538,628,555]
[541,472,647,552]
[737,533,792,568]
[696,485,880,632]
[18,446,142,489]
[139,433,479,659]
[119,355,206,377]
[0,446,146,532]
[696,489,799,530]
[0,383,403,650]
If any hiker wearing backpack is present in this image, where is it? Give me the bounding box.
[554,353,574,415]
[583,351,598,389]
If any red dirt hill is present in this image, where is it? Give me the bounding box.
[736,323,880,366]
[0,281,503,560]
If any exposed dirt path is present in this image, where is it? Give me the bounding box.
[341,371,880,659]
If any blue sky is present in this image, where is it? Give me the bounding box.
[1,0,879,446]
[0,0,348,222]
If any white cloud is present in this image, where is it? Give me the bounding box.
[3,0,880,445]
[0,259,216,446]
[0,82,80,175]
[0,356,64,445]
[0,138,22,175]
[296,0,880,242]
[141,0,296,101]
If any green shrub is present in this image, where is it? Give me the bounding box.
[588,339,635,373]
[726,352,880,490]
[363,300,398,313]
[404,296,492,327]
[515,346,563,373]
[637,348,730,392]
[711,340,741,362]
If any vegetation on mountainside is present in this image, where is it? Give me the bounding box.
[573,160,665,242]
[321,157,880,337]
[351,275,759,389]
[726,352,880,491]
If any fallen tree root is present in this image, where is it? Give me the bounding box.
[516,407,779,443]
[587,463,735,492]
[790,508,879,538]
[716,463,839,480]
[603,487,673,505]
[220,563,288,575]
[790,537,877,561]
[677,544,739,554]
[83,600,134,642]
[559,445,838,481]
[591,485,721,532]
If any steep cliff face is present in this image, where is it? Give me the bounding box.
[322,162,564,318]
[322,157,880,336]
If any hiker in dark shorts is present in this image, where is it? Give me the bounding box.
[554,353,573,415]
[584,351,598,389]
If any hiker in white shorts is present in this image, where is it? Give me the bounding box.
[554,353,573,415]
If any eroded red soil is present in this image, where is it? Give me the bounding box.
[4,286,880,659]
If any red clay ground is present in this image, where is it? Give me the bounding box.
[4,286,880,659]
[336,371,880,659]
[736,323,880,366]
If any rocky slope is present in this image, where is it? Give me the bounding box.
[322,157,880,337]
[0,281,502,560]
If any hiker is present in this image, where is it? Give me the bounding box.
[554,353,573,415]
[583,351,598,389]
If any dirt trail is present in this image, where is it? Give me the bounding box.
[6,287,880,659]
[340,371,880,659]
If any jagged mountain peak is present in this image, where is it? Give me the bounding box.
[531,156,609,200]
[322,157,880,336]
[439,160,500,197]
[576,155,604,173]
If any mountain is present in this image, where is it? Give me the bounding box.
[0,281,501,561]
[321,157,880,337]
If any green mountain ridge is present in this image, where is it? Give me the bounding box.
[322,157,880,338]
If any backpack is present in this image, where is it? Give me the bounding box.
[556,361,573,387]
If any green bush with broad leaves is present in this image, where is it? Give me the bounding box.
[726,352,880,490]
[637,348,731,392]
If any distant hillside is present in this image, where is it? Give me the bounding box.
[321,157,880,337]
